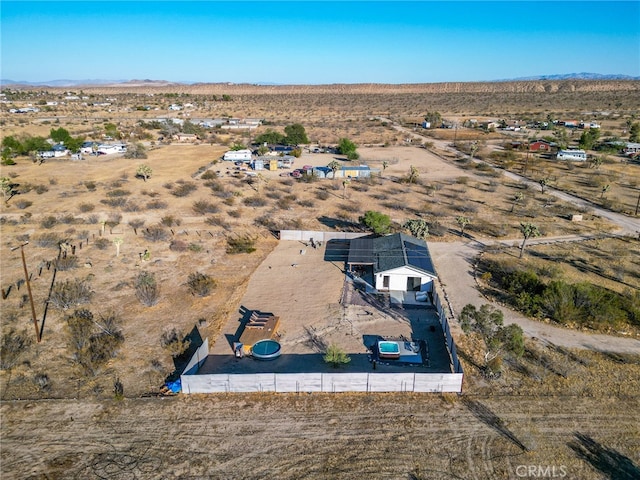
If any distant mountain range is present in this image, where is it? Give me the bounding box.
[1,73,638,87]
[508,73,640,81]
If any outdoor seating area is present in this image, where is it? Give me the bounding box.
[238,311,280,349]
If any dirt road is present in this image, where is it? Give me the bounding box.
[429,240,640,355]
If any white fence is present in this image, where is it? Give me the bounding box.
[179,232,464,394]
[279,230,366,242]
[181,372,463,393]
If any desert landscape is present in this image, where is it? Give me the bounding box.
[2,80,640,479]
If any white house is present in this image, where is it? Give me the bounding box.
[347,233,437,293]
[97,143,127,155]
[223,149,253,162]
[80,141,99,154]
[556,149,587,161]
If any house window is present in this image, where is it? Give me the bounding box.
[383,276,390,289]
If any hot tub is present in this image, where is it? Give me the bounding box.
[377,340,400,360]
[251,339,282,360]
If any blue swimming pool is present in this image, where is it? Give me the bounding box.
[378,340,400,359]
[251,339,282,360]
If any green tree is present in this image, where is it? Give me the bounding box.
[578,128,600,150]
[424,111,442,128]
[361,210,392,235]
[50,127,72,143]
[327,160,341,179]
[230,143,245,151]
[283,123,309,145]
[1,135,23,155]
[629,122,640,142]
[254,129,285,145]
[22,136,50,154]
[459,303,524,374]
[104,122,120,139]
[125,143,147,159]
[136,164,153,182]
[404,219,429,239]
[257,145,269,156]
[519,222,540,258]
[338,138,358,160]
[323,344,351,368]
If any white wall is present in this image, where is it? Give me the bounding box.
[375,266,434,292]
[181,372,463,393]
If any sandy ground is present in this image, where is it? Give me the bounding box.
[205,239,451,374]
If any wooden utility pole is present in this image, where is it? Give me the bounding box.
[11,242,40,342]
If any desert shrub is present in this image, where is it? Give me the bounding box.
[147,199,168,210]
[160,328,191,357]
[86,214,99,224]
[144,225,170,242]
[201,170,217,180]
[206,215,231,229]
[192,200,219,215]
[186,272,217,297]
[172,181,197,197]
[222,196,235,206]
[65,309,124,376]
[54,255,78,271]
[33,232,61,248]
[34,372,50,390]
[84,181,96,191]
[135,271,160,306]
[15,199,32,209]
[58,214,77,225]
[189,243,204,252]
[428,221,447,237]
[227,209,242,218]
[128,219,145,234]
[226,234,257,254]
[277,197,294,210]
[243,196,268,207]
[93,237,110,250]
[123,201,141,212]
[40,216,58,229]
[160,215,181,227]
[169,239,189,252]
[205,179,225,192]
[49,278,93,310]
[299,199,315,208]
[78,202,95,213]
[106,189,130,197]
[316,189,330,200]
[266,191,282,200]
[0,329,32,370]
[101,197,127,207]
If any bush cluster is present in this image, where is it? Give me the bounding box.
[186,272,217,297]
[482,259,640,331]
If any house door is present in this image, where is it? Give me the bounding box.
[407,277,421,291]
[383,276,390,289]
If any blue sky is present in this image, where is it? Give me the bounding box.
[2,1,639,84]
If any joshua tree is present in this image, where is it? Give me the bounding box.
[510,192,524,212]
[136,164,153,182]
[327,160,341,179]
[1,176,16,204]
[601,184,611,199]
[519,222,540,258]
[113,237,123,257]
[456,216,470,236]
[407,165,419,184]
[589,156,603,169]
[342,178,350,199]
[382,161,389,177]
[538,177,550,194]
